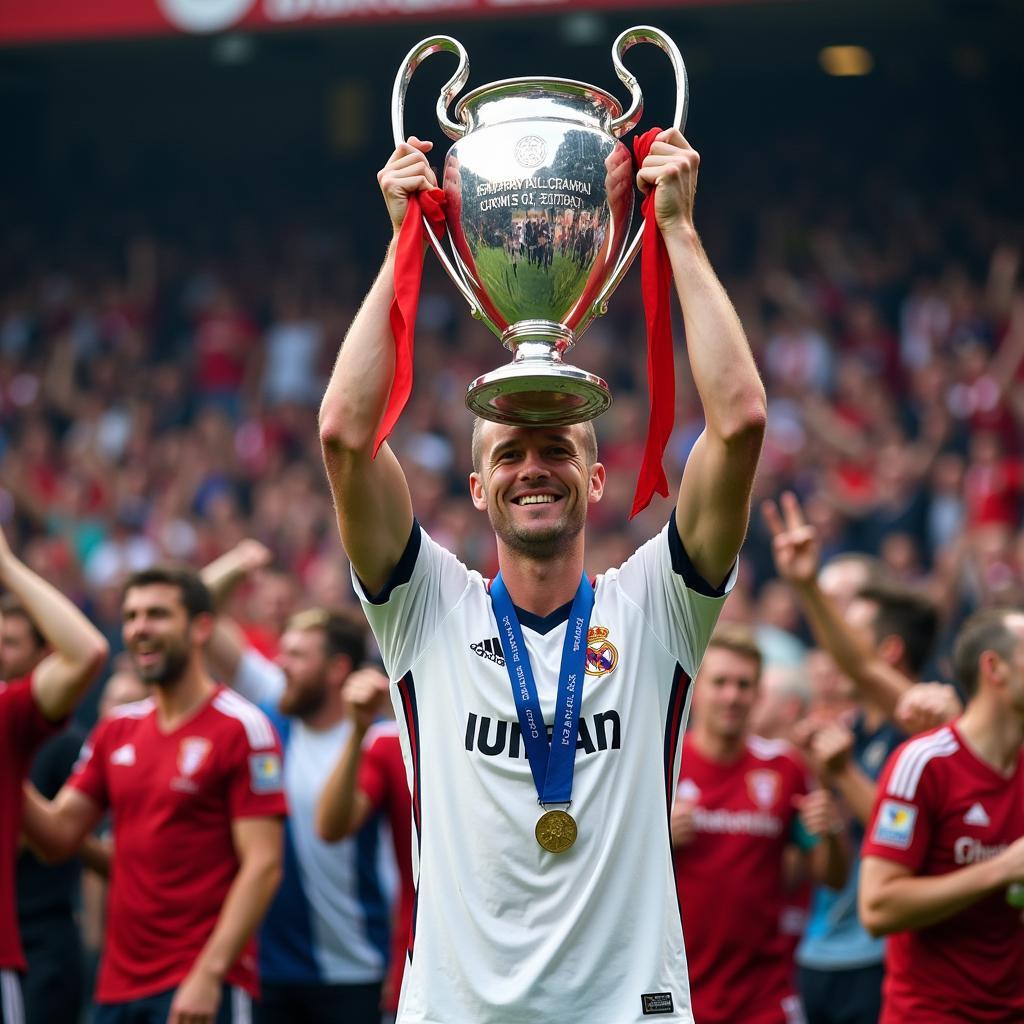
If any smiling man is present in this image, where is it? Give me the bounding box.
[317,130,766,1023]
[21,567,287,1024]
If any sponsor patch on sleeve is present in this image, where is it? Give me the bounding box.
[872,799,918,849]
[641,993,674,1016]
[248,753,283,794]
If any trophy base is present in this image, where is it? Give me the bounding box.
[466,364,611,426]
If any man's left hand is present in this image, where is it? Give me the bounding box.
[167,966,221,1024]
[635,128,700,235]
[795,790,843,839]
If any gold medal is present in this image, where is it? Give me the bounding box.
[535,808,577,853]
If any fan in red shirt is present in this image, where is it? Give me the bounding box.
[672,624,847,1024]
[22,567,287,1024]
[0,525,108,1024]
[317,669,414,1019]
[860,607,1024,1024]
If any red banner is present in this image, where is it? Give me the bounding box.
[0,0,713,46]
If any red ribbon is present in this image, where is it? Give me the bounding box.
[629,127,676,519]
[373,188,448,457]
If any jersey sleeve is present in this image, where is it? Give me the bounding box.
[358,727,395,812]
[67,718,112,811]
[224,709,288,821]
[233,647,286,706]
[0,675,62,760]
[352,521,474,680]
[610,519,737,677]
[862,740,936,871]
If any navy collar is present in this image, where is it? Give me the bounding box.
[513,599,574,635]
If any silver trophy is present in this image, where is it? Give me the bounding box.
[392,26,688,426]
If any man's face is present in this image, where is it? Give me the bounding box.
[469,423,604,559]
[998,614,1024,720]
[694,647,761,742]
[121,584,194,687]
[0,614,47,679]
[275,628,331,720]
[845,597,880,652]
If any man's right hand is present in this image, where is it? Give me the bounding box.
[895,683,962,735]
[378,137,437,236]
[994,836,1024,887]
[343,668,391,733]
[761,492,822,587]
[670,799,697,848]
[808,721,855,781]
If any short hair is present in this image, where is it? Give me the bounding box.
[952,608,1021,698]
[122,567,214,620]
[286,606,367,667]
[0,596,46,650]
[855,583,940,676]
[470,417,598,474]
[706,622,763,678]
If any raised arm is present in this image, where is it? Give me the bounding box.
[636,129,766,587]
[316,668,390,842]
[200,539,273,685]
[319,139,437,595]
[0,526,108,720]
[762,492,911,717]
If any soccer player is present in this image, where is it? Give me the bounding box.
[201,542,394,1024]
[0,527,108,1024]
[317,129,766,1022]
[672,623,846,1024]
[860,607,1024,1023]
[316,668,414,1022]
[20,567,286,1024]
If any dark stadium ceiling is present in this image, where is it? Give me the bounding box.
[1,0,1020,208]
[1,0,1021,72]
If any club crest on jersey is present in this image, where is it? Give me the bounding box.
[746,770,780,810]
[585,626,618,677]
[177,737,211,777]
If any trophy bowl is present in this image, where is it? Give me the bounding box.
[392,28,687,426]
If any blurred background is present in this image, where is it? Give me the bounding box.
[1,0,1023,721]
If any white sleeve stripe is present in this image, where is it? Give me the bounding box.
[887,728,958,800]
[889,732,958,799]
[216,690,275,749]
[213,691,276,749]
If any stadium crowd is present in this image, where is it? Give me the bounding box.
[2,115,1024,1023]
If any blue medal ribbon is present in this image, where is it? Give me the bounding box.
[490,571,595,805]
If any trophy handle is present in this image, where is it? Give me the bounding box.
[608,26,688,139]
[391,35,470,146]
[390,36,491,324]
[585,27,689,324]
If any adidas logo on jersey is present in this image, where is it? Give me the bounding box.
[964,802,991,827]
[470,636,505,666]
[110,743,136,766]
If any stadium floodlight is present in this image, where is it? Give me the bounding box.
[818,45,874,77]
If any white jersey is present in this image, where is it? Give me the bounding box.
[354,520,734,1024]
